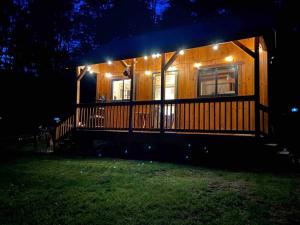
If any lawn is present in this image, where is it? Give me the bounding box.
[0,155,299,225]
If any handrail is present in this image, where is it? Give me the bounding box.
[77,95,256,107]
[76,95,261,135]
[55,114,75,141]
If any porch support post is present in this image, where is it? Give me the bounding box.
[160,53,166,133]
[128,58,136,133]
[76,66,88,128]
[254,37,260,137]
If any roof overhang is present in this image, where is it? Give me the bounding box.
[74,14,274,66]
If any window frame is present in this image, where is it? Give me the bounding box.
[197,65,238,98]
[111,78,131,102]
[152,71,179,100]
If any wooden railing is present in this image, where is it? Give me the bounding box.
[77,96,259,135]
[55,114,75,141]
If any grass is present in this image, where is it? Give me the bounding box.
[0,154,299,225]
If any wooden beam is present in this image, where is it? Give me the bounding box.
[77,66,88,81]
[76,66,88,128]
[120,60,130,68]
[254,37,260,137]
[160,53,166,133]
[232,41,255,58]
[164,51,179,71]
[128,58,136,133]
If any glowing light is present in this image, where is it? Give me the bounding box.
[179,50,185,55]
[194,62,202,69]
[144,55,148,60]
[87,66,93,74]
[212,44,219,50]
[259,44,263,53]
[107,60,112,65]
[105,72,112,78]
[291,107,299,113]
[152,53,161,59]
[168,66,177,71]
[145,70,152,76]
[225,55,233,62]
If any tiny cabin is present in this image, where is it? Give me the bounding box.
[55,19,271,142]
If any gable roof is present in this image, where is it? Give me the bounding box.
[75,14,274,66]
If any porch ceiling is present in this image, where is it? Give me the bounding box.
[74,14,274,66]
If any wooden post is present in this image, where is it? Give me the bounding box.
[128,59,135,133]
[76,66,88,128]
[160,53,166,133]
[254,37,260,137]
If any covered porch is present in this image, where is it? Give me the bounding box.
[55,21,270,141]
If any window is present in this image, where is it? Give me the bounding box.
[112,79,131,101]
[153,71,177,100]
[198,65,237,97]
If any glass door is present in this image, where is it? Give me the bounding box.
[153,71,177,129]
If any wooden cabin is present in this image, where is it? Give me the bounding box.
[55,19,271,142]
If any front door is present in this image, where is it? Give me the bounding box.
[153,71,178,129]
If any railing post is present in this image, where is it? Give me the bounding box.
[254,36,260,137]
[160,53,166,133]
[129,58,136,133]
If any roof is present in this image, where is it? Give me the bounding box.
[75,14,274,66]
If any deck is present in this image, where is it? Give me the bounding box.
[55,95,269,141]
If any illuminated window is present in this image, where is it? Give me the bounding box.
[198,65,237,96]
[112,79,131,101]
[153,71,177,100]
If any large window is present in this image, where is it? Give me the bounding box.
[112,79,131,101]
[198,65,237,97]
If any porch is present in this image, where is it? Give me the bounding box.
[55,32,270,141]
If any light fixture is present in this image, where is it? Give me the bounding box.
[194,62,202,69]
[145,70,152,76]
[259,44,263,53]
[291,107,299,113]
[107,60,112,65]
[225,55,233,62]
[156,53,161,58]
[179,50,185,55]
[144,55,148,60]
[151,54,156,59]
[105,72,112,78]
[87,66,93,74]
[212,44,219,50]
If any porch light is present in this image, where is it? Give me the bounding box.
[194,62,202,69]
[225,55,233,62]
[213,44,219,50]
[145,70,151,76]
[259,44,263,53]
[105,72,112,78]
[144,55,148,60]
[87,66,94,74]
[179,50,185,55]
[152,53,161,59]
[107,60,112,65]
[291,107,299,113]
